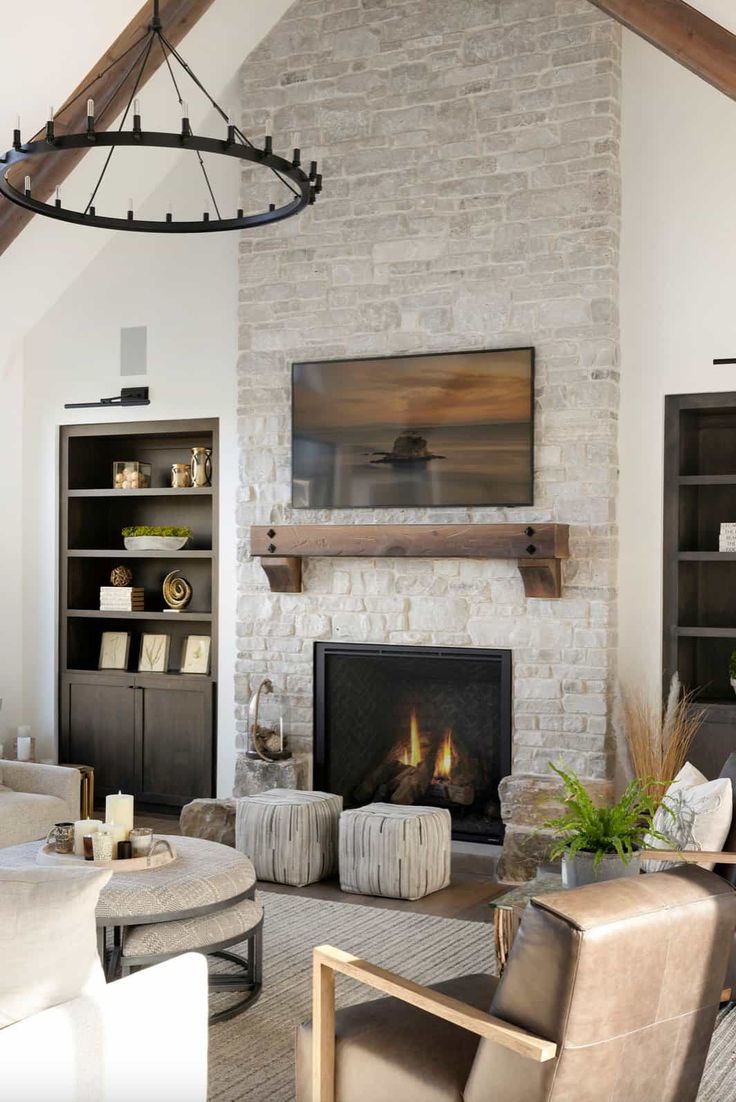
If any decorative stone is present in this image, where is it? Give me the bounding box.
[496,827,558,885]
[179,798,236,847]
[497,773,615,883]
[232,751,309,797]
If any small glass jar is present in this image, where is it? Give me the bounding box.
[129,826,153,857]
[113,461,151,490]
[171,463,192,488]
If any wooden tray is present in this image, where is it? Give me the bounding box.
[36,839,177,871]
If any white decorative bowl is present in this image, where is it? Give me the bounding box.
[124,536,189,552]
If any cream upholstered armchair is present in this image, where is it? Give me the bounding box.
[297,866,736,1102]
[0,760,80,848]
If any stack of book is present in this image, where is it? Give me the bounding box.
[100,587,145,612]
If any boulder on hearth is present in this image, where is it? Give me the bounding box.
[180,798,236,847]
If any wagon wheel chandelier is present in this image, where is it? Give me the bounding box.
[0,0,322,234]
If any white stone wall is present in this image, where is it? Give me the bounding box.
[236,0,621,789]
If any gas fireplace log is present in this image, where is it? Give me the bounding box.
[428,782,475,806]
[353,760,406,804]
[390,756,435,805]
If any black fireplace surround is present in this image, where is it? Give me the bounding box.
[313,642,512,843]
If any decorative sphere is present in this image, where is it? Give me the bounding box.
[111,565,133,587]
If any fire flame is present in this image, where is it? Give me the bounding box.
[400,711,422,768]
[435,728,455,781]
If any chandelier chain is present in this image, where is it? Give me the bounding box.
[156,31,221,218]
[84,32,156,216]
[158,29,302,201]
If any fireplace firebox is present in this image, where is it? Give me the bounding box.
[313,642,512,843]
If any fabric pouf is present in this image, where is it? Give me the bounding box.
[339,803,451,901]
[236,789,342,887]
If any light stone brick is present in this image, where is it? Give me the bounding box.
[235,0,621,874]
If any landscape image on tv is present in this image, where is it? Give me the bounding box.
[291,348,534,509]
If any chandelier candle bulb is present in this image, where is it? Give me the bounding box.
[292,148,301,167]
[73,818,102,856]
[55,186,61,209]
[105,791,134,836]
[87,99,94,118]
[13,119,21,149]
[264,134,273,155]
[24,175,30,195]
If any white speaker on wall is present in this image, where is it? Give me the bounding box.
[120,326,147,377]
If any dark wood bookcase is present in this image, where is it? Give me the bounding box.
[59,418,218,809]
[664,392,736,776]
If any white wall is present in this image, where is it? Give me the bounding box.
[618,2,736,694]
[1,0,294,792]
[21,144,240,794]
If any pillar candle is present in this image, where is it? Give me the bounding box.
[100,822,127,859]
[17,728,32,761]
[73,818,103,856]
[105,791,134,837]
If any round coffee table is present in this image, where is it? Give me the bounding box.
[1,835,262,1022]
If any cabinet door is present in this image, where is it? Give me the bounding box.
[61,674,137,797]
[136,677,213,805]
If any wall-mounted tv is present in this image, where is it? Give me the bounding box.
[291,347,534,509]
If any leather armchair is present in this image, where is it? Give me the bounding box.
[296,866,736,1102]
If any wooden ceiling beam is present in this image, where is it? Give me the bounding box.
[588,0,736,100]
[0,0,217,257]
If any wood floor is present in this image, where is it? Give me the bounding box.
[138,811,507,922]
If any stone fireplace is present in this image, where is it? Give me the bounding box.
[235,0,621,877]
[313,642,512,843]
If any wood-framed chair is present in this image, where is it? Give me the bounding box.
[296,865,736,1102]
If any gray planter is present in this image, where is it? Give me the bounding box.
[561,850,641,889]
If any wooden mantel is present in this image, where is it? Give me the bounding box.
[251,523,570,599]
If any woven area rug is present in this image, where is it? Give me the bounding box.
[208,892,736,1102]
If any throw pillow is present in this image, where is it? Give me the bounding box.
[644,763,733,872]
[0,865,111,1029]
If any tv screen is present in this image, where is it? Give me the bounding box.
[292,347,534,509]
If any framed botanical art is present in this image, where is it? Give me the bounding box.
[181,635,211,675]
[99,631,130,671]
[138,634,170,674]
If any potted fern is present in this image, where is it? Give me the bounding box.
[543,763,672,888]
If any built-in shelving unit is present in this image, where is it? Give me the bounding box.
[59,419,218,809]
[664,392,736,775]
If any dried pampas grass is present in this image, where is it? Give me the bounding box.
[621,673,703,805]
